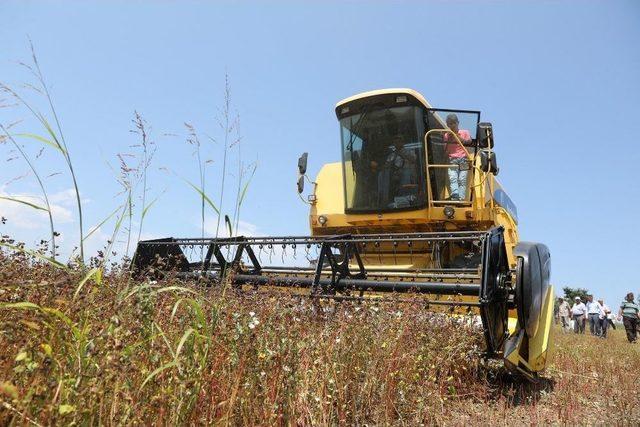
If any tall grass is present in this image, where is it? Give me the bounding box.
[181,74,256,246]
[2,255,639,425]
[214,74,235,239]
[1,43,85,264]
[114,153,136,258]
[229,112,258,236]
[131,112,156,246]
[0,124,57,260]
[113,112,158,258]
[0,254,482,425]
[1,44,256,284]
[27,42,84,264]
[184,122,208,244]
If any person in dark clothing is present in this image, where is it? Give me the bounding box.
[377,135,417,208]
[597,298,611,338]
[619,292,640,343]
[349,133,388,209]
[585,295,602,336]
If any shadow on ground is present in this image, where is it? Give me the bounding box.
[481,367,556,406]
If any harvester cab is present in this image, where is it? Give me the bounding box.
[133,88,553,379]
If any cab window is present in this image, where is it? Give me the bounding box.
[340,106,426,212]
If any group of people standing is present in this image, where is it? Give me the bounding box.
[556,293,640,343]
[557,295,612,337]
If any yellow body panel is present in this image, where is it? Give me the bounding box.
[505,285,555,375]
[310,162,518,265]
[528,285,555,371]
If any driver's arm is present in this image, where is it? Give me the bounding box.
[399,148,416,164]
[460,129,472,146]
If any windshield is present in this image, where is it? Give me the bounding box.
[340,106,426,212]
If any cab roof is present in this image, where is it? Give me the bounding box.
[335,88,433,110]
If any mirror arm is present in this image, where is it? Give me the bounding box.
[297,192,311,205]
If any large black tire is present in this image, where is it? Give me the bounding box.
[514,242,551,338]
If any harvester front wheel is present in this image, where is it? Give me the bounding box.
[514,242,551,338]
[504,242,553,377]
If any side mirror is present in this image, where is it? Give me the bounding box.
[298,152,308,175]
[297,175,305,194]
[480,150,499,175]
[476,122,494,149]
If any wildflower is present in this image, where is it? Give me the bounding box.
[249,318,260,329]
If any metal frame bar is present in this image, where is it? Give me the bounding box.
[138,231,489,246]
[231,274,481,295]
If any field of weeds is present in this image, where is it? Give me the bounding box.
[1,252,639,426]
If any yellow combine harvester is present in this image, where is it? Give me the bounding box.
[133,88,553,378]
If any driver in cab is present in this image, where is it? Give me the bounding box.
[384,135,416,171]
[378,135,417,207]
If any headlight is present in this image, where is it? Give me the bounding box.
[318,215,327,225]
[443,206,455,219]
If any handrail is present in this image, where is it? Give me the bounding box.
[424,128,473,160]
[423,128,480,205]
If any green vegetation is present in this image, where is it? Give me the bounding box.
[1,47,255,271]
[562,286,591,301]
[1,42,85,263]
[1,256,639,425]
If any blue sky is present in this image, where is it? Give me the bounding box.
[1,1,639,304]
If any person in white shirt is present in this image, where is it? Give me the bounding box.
[598,298,611,338]
[585,295,603,336]
[571,296,587,334]
[558,298,571,332]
